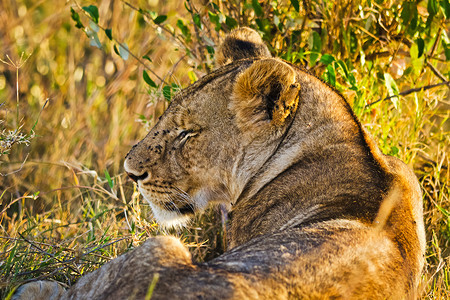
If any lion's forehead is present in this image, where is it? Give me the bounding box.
[166,60,253,110]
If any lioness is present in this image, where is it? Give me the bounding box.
[14,27,425,299]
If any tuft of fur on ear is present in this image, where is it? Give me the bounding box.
[232,59,300,133]
[216,27,271,66]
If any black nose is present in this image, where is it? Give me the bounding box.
[127,171,148,183]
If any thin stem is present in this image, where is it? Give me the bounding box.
[16,65,19,127]
[0,53,30,129]
[365,81,450,108]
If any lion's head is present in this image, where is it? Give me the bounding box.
[124,28,303,227]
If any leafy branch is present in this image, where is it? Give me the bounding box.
[71,0,167,85]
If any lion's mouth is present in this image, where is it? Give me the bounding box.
[138,185,196,216]
[164,201,195,215]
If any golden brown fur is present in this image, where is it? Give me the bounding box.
[14,27,425,300]
[216,26,271,66]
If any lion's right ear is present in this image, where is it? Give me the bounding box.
[216,27,271,66]
[231,59,300,136]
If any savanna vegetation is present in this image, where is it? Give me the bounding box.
[0,0,449,298]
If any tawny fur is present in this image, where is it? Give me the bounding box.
[14,27,425,300]
[216,27,271,66]
[12,281,65,300]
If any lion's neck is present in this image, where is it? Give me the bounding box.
[227,74,391,249]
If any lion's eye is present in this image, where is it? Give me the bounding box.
[178,130,190,139]
[176,130,196,147]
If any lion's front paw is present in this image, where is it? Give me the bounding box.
[12,281,65,300]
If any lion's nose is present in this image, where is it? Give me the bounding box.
[127,171,148,183]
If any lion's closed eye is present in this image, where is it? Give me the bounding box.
[175,130,197,147]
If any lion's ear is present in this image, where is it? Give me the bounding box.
[216,27,271,66]
[232,59,300,132]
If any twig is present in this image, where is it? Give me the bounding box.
[426,61,450,88]
[82,236,131,257]
[186,0,208,72]
[121,0,190,52]
[355,24,381,44]
[428,27,441,58]
[365,81,450,108]
[158,54,187,93]
[0,154,29,176]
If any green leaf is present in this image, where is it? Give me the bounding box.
[273,15,280,27]
[114,43,129,60]
[208,12,221,31]
[311,31,322,52]
[176,19,191,41]
[252,0,263,17]
[206,45,215,54]
[119,43,129,60]
[88,31,102,48]
[428,0,439,17]
[211,3,221,12]
[401,2,418,34]
[291,0,300,12]
[308,31,322,67]
[325,64,336,86]
[416,38,425,58]
[319,54,335,65]
[184,1,193,13]
[104,170,114,189]
[70,8,84,29]
[193,13,201,28]
[410,42,419,59]
[410,42,425,75]
[143,55,152,62]
[113,44,120,56]
[390,146,399,156]
[349,30,358,53]
[225,16,238,29]
[336,60,349,78]
[153,15,167,24]
[440,0,450,18]
[400,2,411,24]
[143,70,157,88]
[188,70,198,83]
[162,85,172,101]
[309,53,319,67]
[82,5,99,24]
[147,10,157,19]
[384,73,399,109]
[443,41,450,60]
[105,28,112,40]
[89,20,99,33]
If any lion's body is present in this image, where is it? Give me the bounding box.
[14,28,425,300]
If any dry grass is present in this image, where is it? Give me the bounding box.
[0,0,449,298]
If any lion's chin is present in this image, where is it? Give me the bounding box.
[148,202,192,228]
[139,186,219,228]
